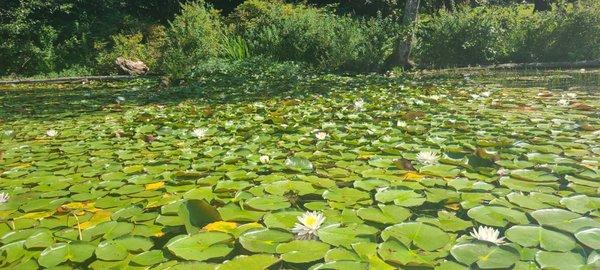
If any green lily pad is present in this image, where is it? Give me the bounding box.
[531,208,600,233]
[574,228,600,249]
[381,222,450,251]
[276,240,330,263]
[245,196,291,211]
[467,206,529,227]
[38,241,96,268]
[505,225,577,251]
[215,254,279,270]
[535,251,585,270]
[165,232,233,261]
[284,157,314,172]
[239,229,293,253]
[450,242,519,269]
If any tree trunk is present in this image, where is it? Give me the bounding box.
[384,0,421,71]
[534,0,552,12]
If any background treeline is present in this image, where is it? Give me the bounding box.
[1,0,598,77]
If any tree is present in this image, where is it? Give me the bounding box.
[384,0,421,70]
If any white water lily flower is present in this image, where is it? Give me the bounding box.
[116,96,126,104]
[496,168,510,176]
[292,211,325,240]
[566,92,577,99]
[470,226,505,245]
[397,120,407,128]
[0,192,9,203]
[46,129,58,137]
[315,131,327,140]
[259,155,270,164]
[429,94,445,101]
[407,98,424,106]
[551,118,564,126]
[481,91,492,97]
[416,151,439,165]
[557,99,570,107]
[354,99,365,110]
[191,128,208,138]
[470,94,481,100]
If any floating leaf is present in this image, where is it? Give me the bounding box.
[276,240,330,263]
[284,157,314,172]
[38,242,96,268]
[535,251,585,270]
[505,225,577,251]
[531,208,600,233]
[239,229,293,253]
[575,228,600,249]
[215,254,279,270]
[381,222,450,251]
[166,232,233,261]
[450,242,519,269]
[467,206,528,227]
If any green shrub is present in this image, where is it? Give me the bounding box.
[232,0,399,72]
[526,2,600,62]
[0,24,59,75]
[96,33,148,73]
[95,25,167,73]
[415,3,600,68]
[160,1,225,79]
[219,35,251,60]
[415,7,518,67]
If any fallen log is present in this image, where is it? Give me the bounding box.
[0,75,139,85]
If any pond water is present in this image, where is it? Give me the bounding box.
[0,70,598,269]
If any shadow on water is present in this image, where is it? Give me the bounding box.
[1,68,598,122]
[415,68,600,91]
[0,73,405,122]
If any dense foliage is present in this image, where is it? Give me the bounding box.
[1,0,599,77]
[416,2,600,67]
[233,0,399,72]
[1,69,599,269]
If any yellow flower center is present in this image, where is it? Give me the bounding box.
[304,216,317,226]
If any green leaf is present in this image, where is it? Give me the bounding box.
[531,208,600,233]
[322,188,371,206]
[575,228,600,249]
[24,231,54,249]
[505,225,577,252]
[276,240,330,263]
[560,195,600,214]
[178,199,221,234]
[381,222,450,251]
[511,169,558,182]
[375,189,425,207]
[467,206,529,227]
[245,195,291,211]
[317,224,371,248]
[165,232,233,261]
[263,211,303,229]
[420,164,461,178]
[535,251,585,270]
[216,254,279,270]
[38,241,96,267]
[357,205,411,224]
[377,239,442,267]
[450,242,519,269]
[95,240,129,261]
[131,250,166,266]
[284,157,314,172]
[239,229,293,253]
